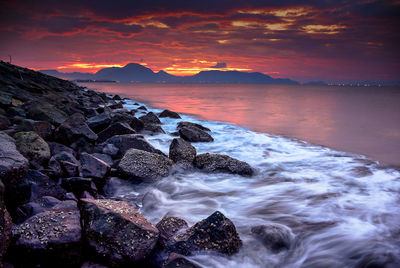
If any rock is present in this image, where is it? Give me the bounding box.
[79,199,159,266]
[130,117,144,132]
[179,127,213,142]
[15,196,62,223]
[80,152,110,179]
[156,216,188,247]
[0,179,12,264]
[61,177,98,199]
[159,109,181,119]
[139,112,161,124]
[102,143,119,158]
[87,113,111,133]
[138,105,147,110]
[97,122,136,143]
[194,153,254,176]
[177,122,210,132]
[32,121,54,140]
[10,200,82,266]
[142,124,166,134]
[102,177,133,197]
[55,113,98,144]
[0,114,11,130]
[0,92,12,108]
[92,153,114,167]
[24,170,67,202]
[112,94,122,100]
[26,103,68,126]
[163,253,200,268]
[250,224,293,252]
[169,138,196,164]
[107,101,123,109]
[118,149,172,180]
[169,211,242,256]
[48,151,81,177]
[104,134,164,157]
[14,131,51,168]
[48,141,76,157]
[81,261,109,268]
[8,106,26,117]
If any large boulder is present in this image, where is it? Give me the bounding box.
[142,124,166,135]
[15,196,62,223]
[61,177,98,199]
[26,103,68,126]
[177,122,210,132]
[0,114,11,130]
[48,141,76,157]
[14,131,51,168]
[168,211,242,256]
[139,112,161,124]
[86,113,111,133]
[32,121,54,140]
[105,134,164,157]
[159,109,181,119]
[79,199,159,266]
[97,122,136,143]
[48,151,81,177]
[194,153,253,176]
[156,216,188,247]
[118,149,172,180]
[178,127,213,142]
[0,179,12,264]
[169,138,196,164]
[24,170,67,202]
[55,113,98,144]
[250,224,294,252]
[80,152,110,179]
[163,253,200,268]
[10,200,82,266]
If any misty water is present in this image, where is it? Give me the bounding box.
[83,83,400,267]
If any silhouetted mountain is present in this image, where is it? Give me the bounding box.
[303,81,327,85]
[40,63,299,84]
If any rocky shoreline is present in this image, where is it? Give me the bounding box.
[0,61,257,268]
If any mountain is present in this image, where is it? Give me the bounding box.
[40,63,299,84]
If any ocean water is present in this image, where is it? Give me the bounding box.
[82,83,400,267]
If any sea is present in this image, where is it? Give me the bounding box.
[81,82,400,267]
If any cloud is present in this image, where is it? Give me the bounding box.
[211,62,227,68]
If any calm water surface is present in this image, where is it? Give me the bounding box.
[82,83,400,165]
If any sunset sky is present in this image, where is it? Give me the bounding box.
[0,0,399,83]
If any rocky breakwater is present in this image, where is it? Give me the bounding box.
[0,61,254,267]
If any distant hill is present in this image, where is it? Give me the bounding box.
[41,63,299,84]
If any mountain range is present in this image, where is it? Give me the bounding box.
[40,63,299,84]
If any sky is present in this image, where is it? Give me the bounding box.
[0,0,399,83]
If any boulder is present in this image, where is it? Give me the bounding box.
[0,92,12,108]
[55,113,98,144]
[169,211,242,256]
[250,224,293,252]
[169,138,196,164]
[177,122,210,132]
[137,105,147,111]
[194,153,253,176]
[8,106,26,117]
[80,152,110,179]
[104,134,164,157]
[159,109,181,119]
[48,141,76,157]
[10,200,82,266]
[130,117,144,132]
[32,121,54,140]
[156,216,188,247]
[14,131,51,168]
[15,196,62,223]
[118,149,172,180]
[81,261,109,268]
[163,253,200,268]
[102,143,119,158]
[0,114,10,130]
[24,170,67,202]
[26,103,68,126]
[139,112,161,124]
[79,199,159,266]
[91,153,114,167]
[61,177,98,199]
[86,113,111,133]
[0,179,12,264]
[179,127,213,142]
[48,151,81,177]
[97,122,136,143]
[142,124,166,134]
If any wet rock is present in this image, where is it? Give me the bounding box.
[48,141,76,157]
[251,224,293,252]
[97,122,136,143]
[14,131,51,168]
[61,177,98,199]
[32,121,54,140]
[194,153,254,176]
[8,106,26,117]
[177,122,210,132]
[24,170,67,202]
[139,112,161,124]
[163,253,200,268]
[156,216,188,247]
[107,101,123,110]
[79,198,159,266]
[142,123,166,134]
[179,127,214,142]
[102,143,119,158]
[92,153,114,167]
[0,114,11,130]
[55,113,98,144]
[169,211,242,256]
[159,110,181,119]
[118,149,173,180]
[0,179,12,264]
[130,117,144,132]
[169,138,196,164]
[48,151,81,177]
[0,92,12,108]
[105,134,164,157]
[87,113,111,133]
[350,166,373,177]
[10,200,82,267]
[80,152,110,179]
[138,105,147,111]
[26,103,68,126]
[15,196,62,223]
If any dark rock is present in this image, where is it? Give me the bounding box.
[15,196,62,223]
[194,153,254,176]
[92,153,114,167]
[139,112,161,124]
[0,114,11,130]
[159,110,181,119]
[0,179,12,264]
[107,102,123,109]
[48,151,81,177]
[102,143,119,158]
[61,177,98,198]
[48,141,76,157]
[15,118,35,132]
[177,122,210,132]
[118,149,172,180]
[142,124,166,134]
[105,134,164,157]
[32,121,54,140]
[179,127,214,142]
[8,106,26,117]
[169,211,242,256]
[79,198,159,266]
[10,200,82,267]
[0,92,12,108]
[138,105,147,111]
[250,224,293,252]
[87,113,111,133]
[112,94,122,100]
[55,113,98,144]
[26,103,68,126]
[14,131,51,168]
[70,136,95,154]
[102,177,132,197]
[163,253,200,268]
[156,216,188,247]
[169,138,196,164]
[24,170,67,202]
[97,122,136,143]
[130,117,144,132]
[61,160,80,177]
[80,152,110,179]
[81,261,109,268]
